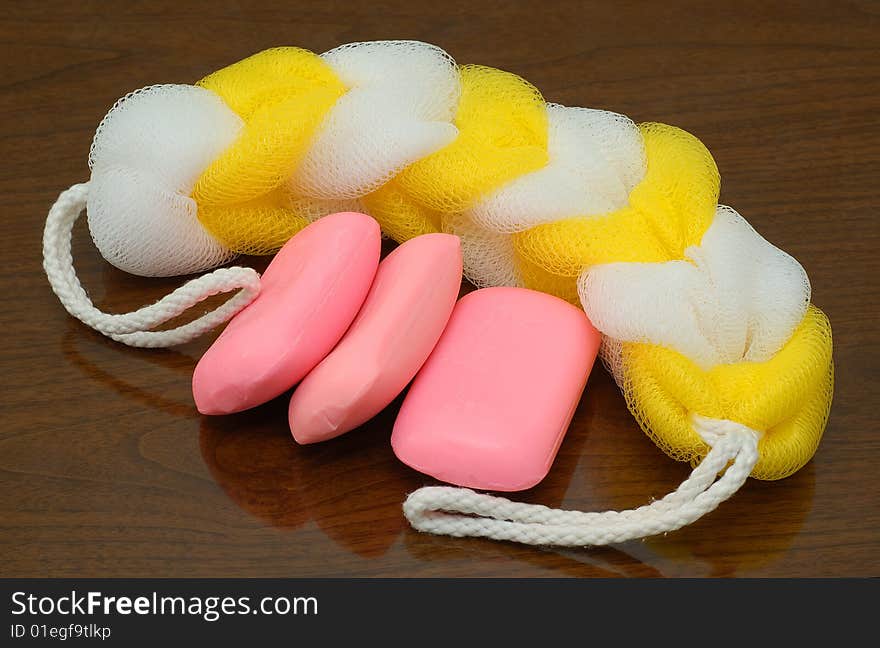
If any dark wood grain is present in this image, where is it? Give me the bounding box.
[1,0,877,577]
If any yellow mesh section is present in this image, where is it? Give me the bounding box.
[172,46,829,481]
[617,305,833,480]
[514,253,581,305]
[514,205,666,280]
[192,47,345,253]
[195,188,311,255]
[629,122,719,253]
[365,65,548,240]
[360,178,441,243]
[512,123,719,289]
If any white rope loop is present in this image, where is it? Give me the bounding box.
[403,415,760,546]
[42,183,261,347]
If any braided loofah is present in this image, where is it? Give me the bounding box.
[63,40,832,487]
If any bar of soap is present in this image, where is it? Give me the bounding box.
[391,287,600,491]
[289,233,463,444]
[193,212,381,415]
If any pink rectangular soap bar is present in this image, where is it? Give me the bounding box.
[391,287,600,492]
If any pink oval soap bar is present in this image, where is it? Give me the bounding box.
[289,233,463,444]
[193,212,381,415]
[391,287,600,491]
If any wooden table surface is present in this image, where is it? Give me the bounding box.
[2,1,877,578]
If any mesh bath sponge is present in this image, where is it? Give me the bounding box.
[43,40,833,547]
[580,205,830,481]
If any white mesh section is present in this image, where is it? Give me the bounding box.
[466,104,645,232]
[87,84,242,276]
[578,205,811,368]
[289,41,461,199]
[442,213,519,288]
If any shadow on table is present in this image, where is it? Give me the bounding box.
[61,322,202,418]
[199,392,417,557]
[63,323,816,576]
[197,368,662,575]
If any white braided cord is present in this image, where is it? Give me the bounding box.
[403,415,760,546]
[42,183,261,347]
